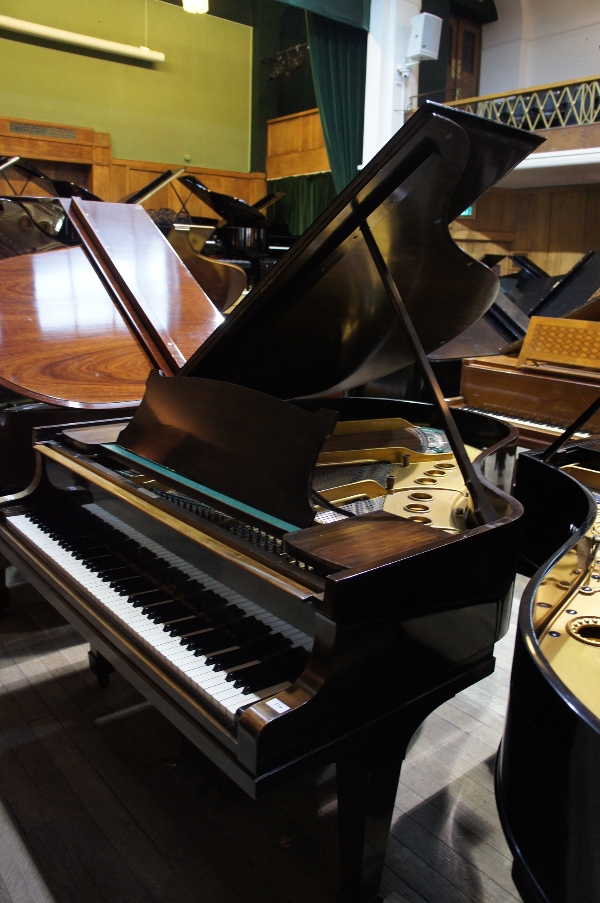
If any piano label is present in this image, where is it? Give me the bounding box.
[265,698,290,714]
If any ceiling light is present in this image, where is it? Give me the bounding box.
[182,0,209,13]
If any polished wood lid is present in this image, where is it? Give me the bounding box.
[0,201,223,407]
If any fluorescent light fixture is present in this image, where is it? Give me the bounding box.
[0,14,165,63]
[182,0,209,13]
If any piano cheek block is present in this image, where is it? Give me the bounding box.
[236,686,316,774]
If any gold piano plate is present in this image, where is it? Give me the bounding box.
[314,451,475,533]
[318,417,454,466]
[537,505,600,720]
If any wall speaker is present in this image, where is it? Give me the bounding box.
[406,13,443,63]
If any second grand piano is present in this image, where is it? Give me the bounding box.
[0,102,540,902]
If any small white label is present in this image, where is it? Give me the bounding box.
[265,698,290,714]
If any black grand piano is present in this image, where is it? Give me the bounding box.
[497,399,600,903]
[0,102,539,902]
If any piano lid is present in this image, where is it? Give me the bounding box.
[181,102,543,399]
[178,175,271,229]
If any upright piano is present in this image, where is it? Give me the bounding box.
[0,101,539,902]
[453,315,600,447]
[497,400,600,903]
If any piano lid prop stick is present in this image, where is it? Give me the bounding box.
[358,217,497,526]
[0,156,19,174]
[542,391,600,464]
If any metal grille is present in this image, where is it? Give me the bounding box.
[445,77,600,130]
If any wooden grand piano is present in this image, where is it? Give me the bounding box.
[0,102,540,902]
[0,196,222,491]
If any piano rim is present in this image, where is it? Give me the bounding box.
[515,453,600,734]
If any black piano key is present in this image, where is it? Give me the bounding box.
[208,634,289,670]
[182,589,229,613]
[234,662,295,692]
[153,566,191,586]
[188,612,272,651]
[227,617,271,641]
[112,576,158,596]
[118,539,157,562]
[168,615,212,636]
[231,647,308,689]
[105,569,145,585]
[129,589,173,607]
[195,604,246,628]
[148,603,194,625]
[81,554,126,570]
[98,565,137,580]
[187,630,239,655]
[137,558,179,576]
[142,600,189,620]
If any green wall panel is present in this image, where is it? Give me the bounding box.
[0,0,252,171]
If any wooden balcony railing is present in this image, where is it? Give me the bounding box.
[439,75,600,131]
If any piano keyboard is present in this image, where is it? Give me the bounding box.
[7,502,312,725]
[457,406,593,441]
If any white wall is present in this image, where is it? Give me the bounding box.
[481,0,600,94]
[362,0,421,165]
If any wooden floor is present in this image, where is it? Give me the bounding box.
[0,568,526,903]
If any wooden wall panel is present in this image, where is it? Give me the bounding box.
[450,184,600,277]
[513,190,552,259]
[266,109,330,179]
[583,188,600,254]
[0,114,266,213]
[546,190,588,273]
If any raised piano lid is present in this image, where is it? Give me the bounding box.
[180,101,543,399]
[0,199,223,407]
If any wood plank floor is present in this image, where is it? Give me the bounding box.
[0,567,526,903]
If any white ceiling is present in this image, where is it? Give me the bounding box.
[497,146,600,188]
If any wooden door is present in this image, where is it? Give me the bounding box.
[446,16,481,102]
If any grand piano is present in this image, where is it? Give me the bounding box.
[497,400,600,903]
[0,102,539,902]
[0,197,222,491]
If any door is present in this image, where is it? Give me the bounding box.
[446,16,481,102]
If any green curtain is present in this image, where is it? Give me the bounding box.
[267,172,336,235]
[306,12,368,193]
[273,0,370,30]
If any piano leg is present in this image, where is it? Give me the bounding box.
[0,553,9,615]
[336,731,408,903]
[88,648,116,687]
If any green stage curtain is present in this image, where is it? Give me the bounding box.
[306,12,368,193]
[267,172,336,235]
[274,0,370,30]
